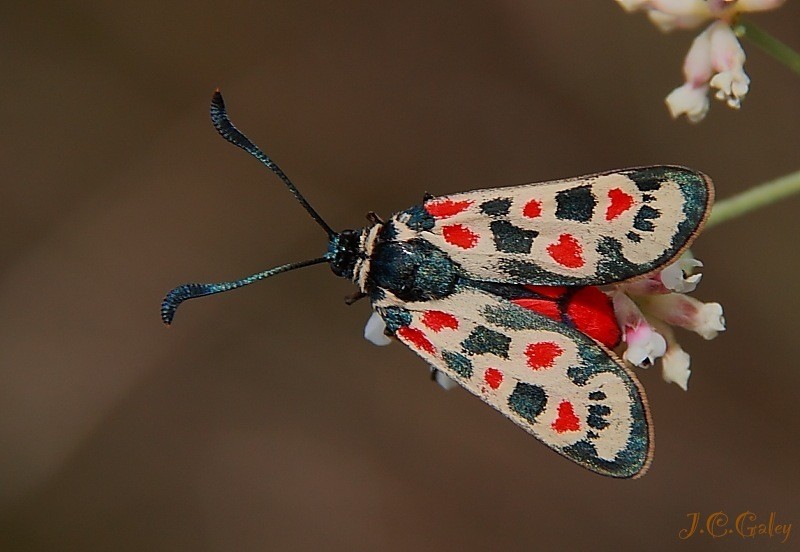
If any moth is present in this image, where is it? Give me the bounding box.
[162,91,714,479]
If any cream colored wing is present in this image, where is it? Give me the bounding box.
[375,286,653,478]
[392,166,712,286]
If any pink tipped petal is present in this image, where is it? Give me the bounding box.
[621,277,670,296]
[623,324,668,367]
[666,83,711,122]
[666,26,713,121]
[641,294,695,329]
[364,311,392,346]
[613,291,667,367]
[708,22,750,108]
[683,26,714,83]
[643,294,726,339]
[612,290,647,330]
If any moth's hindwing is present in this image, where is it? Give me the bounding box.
[378,288,652,478]
[393,166,713,286]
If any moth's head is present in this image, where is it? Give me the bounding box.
[328,229,362,280]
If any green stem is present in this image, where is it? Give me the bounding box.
[706,169,800,229]
[735,19,800,75]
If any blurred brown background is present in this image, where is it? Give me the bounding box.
[1,2,799,551]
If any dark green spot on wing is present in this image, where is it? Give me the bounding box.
[490,220,538,254]
[461,326,511,358]
[555,185,596,222]
[480,198,511,216]
[508,383,547,424]
[633,205,660,232]
[442,350,473,379]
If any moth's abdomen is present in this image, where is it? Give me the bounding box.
[513,285,621,349]
[368,238,459,302]
[464,281,621,349]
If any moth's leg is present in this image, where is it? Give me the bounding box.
[344,290,367,305]
[429,367,458,390]
[422,192,434,202]
[366,211,384,226]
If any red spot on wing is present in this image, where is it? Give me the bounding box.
[523,199,542,218]
[442,224,479,249]
[566,287,621,349]
[522,285,568,299]
[421,310,459,332]
[425,199,473,218]
[552,400,581,433]
[483,368,503,390]
[606,188,635,221]
[512,298,561,321]
[547,234,584,268]
[525,341,563,370]
[397,327,435,355]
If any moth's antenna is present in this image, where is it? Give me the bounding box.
[210,90,335,238]
[161,255,330,325]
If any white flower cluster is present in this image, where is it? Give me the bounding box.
[612,253,725,390]
[616,0,787,122]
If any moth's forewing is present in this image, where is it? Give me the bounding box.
[393,166,713,286]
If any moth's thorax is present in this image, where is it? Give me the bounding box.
[367,234,460,303]
[327,225,382,291]
[332,217,461,301]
